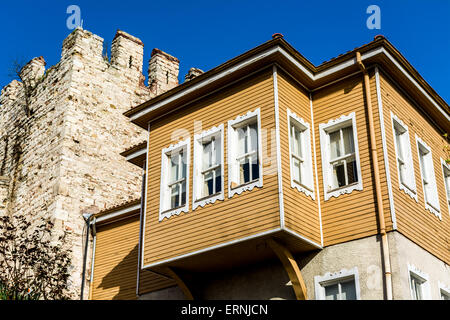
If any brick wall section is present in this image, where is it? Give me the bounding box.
[0,27,180,298]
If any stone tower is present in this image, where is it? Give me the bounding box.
[0,27,180,298]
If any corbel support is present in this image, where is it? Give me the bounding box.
[163,267,194,300]
[267,238,308,300]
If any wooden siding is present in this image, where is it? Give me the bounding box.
[92,215,174,300]
[143,69,281,267]
[277,70,322,245]
[379,72,450,264]
[312,73,393,246]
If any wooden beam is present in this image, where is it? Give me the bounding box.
[267,238,308,300]
[163,267,194,300]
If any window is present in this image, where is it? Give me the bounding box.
[159,138,190,221]
[408,264,430,300]
[439,282,450,300]
[193,125,224,210]
[441,159,450,214]
[416,135,441,219]
[319,112,363,200]
[391,113,417,200]
[287,109,314,199]
[228,109,263,198]
[314,267,360,300]
[410,274,425,300]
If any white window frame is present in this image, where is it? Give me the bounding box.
[314,267,361,300]
[227,108,263,198]
[287,109,315,200]
[159,138,190,221]
[438,282,450,300]
[441,158,450,216]
[407,264,431,300]
[192,124,225,210]
[415,135,441,219]
[391,112,418,201]
[319,112,363,201]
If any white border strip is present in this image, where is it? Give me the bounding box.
[375,67,397,230]
[142,228,282,269]
[310,93,324,246]
[273,65,285,229]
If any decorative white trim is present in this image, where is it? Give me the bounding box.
[273,66,285,229]
[407,263,431,300]
[192,124,225,211]
[227,108,263,198]
[390,112,418,202]
[319,112,363,201]
[159,137,190,221]
[415,135,441,220]
[314,267,361,300]
[287,108,315,200]
[440,158,450,216]
[438,281,450,300]
[375,68,397,229]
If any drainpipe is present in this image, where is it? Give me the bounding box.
[88,218,97,300]
[136,162,146,298]
[356,52,393,300]
[80,213,93,300]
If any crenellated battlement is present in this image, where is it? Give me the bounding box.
[0,27,182,299]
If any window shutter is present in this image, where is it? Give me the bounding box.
[305,128,314,190]
[427,155,440,211]
[404,133,416,191]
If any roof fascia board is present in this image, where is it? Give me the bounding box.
[130,46,280,122]
[126,147,146,161]
[380,48,450,122]
[130,44,448,125]
[94,203,141,224]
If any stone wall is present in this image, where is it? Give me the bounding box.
[0,27,180,299]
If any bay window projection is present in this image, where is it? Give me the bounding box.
[228,109,263,198]
[416,135,440,219]
[320,113,362,200]
[391,113,417,200]
[287,109,314,199]
[193,125,224,210]
[159,138,190,221]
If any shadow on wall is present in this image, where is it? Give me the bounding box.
[193,258,298,300]
[95,244,140,300]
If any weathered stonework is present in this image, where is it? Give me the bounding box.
[184,67,204,82]
[0,27,180,299]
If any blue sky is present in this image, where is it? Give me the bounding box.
[1,0,449,102]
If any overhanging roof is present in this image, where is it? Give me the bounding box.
[124,36,450,133]
[93,198,141,225]
[120,141,147,168]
